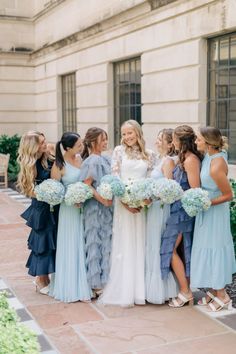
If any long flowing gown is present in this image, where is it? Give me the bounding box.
[50,162,91,302]
[190,152,236,289]
[21,158,58,276]
[145,157,178,304]
[99,145,156,307]
[80,154,113,289]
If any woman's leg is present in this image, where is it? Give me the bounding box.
[171,234,192,301]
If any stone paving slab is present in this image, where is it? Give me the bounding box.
[0,189,236,354]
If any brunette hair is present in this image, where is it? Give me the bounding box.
[162,128,176,157]
[121,120,149,160]
[81,127,107,160]
[199,126,228,151]
[174,125,203,169]
[55,132,80,170]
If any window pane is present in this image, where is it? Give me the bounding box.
[218,101,228,130]
[209,71,217,100]
[230,35,236,66]
[209,40,218,70]
[209,101,217,127]
[62,73,77,133]
[219,38,229,66]
[218,70,228,98]
[229,100,236,121]
[114,58,141,144]
[230,69,236,98]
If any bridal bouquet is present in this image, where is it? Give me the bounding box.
[34,179,65,211]
[64,182,93,206]
[181,188,211,217]
[151,178,184,204]
[120,178,152,208]
[97,175,125,200]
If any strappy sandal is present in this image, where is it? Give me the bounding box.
[197,291,215,306]
[208,296,233,312]
[169,292,194,308]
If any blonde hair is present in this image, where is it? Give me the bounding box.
[200,126,228,151]
[121,120,149,160]
[17,131,49,197]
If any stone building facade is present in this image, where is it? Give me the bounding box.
[0,0,236,171]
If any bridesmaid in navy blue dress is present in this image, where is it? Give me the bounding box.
[17,131,58,294]
[160,125,202,307]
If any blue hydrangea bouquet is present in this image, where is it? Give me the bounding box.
[64,182,93,206]
[97,175,126,200]
[181,188,211,217]
[34,179,65,211]
[151,178,184,204]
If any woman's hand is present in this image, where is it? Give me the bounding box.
[102,199,113,207]
[143,198,152,206]
[75,203,82,208]
[121,202,141,214]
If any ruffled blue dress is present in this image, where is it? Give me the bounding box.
[80,154,113,289]
[191,152,236,289]
[50,162,91,302]
[160,164,195,280]
[21,158,59,276]
[145,157,178,303]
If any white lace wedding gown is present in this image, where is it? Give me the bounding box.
[99,145,156,307]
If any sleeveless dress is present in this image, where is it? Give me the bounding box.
[190,152,236,289]
[21,158,58,276]
[145,157,178,304]
[160,164,195,280]
[99,145,156,307]
[79,154,113,289]
[50,162,91,302]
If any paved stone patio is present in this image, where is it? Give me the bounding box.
[1,189,236,354]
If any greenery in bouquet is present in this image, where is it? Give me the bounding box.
[120,179,152,208]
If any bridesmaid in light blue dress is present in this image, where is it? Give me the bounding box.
[146,129,178,304]
[80,127,113,294]
[50,132,91,302]
[191,127,236,312]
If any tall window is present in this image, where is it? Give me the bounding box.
[208,33,236,163]
[114,57,141,145]
[61,73,77,132]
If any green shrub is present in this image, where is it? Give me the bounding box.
[230,179,236,255]
[0,134,21,181]
[0,291,40,354]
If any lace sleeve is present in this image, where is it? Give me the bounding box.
[147,149,158,177]
[111,146,123,177]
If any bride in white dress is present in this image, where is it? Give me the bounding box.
[99,120,156,307]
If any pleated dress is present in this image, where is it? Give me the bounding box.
[145,157,178,303]
[190,152,236,289]
[50,162,91,302]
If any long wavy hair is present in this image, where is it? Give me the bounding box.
[17,131,49,197]
[121,120,149,160]
[199,126,228,151]
[174,125,203,169]
[81,127,107,160]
